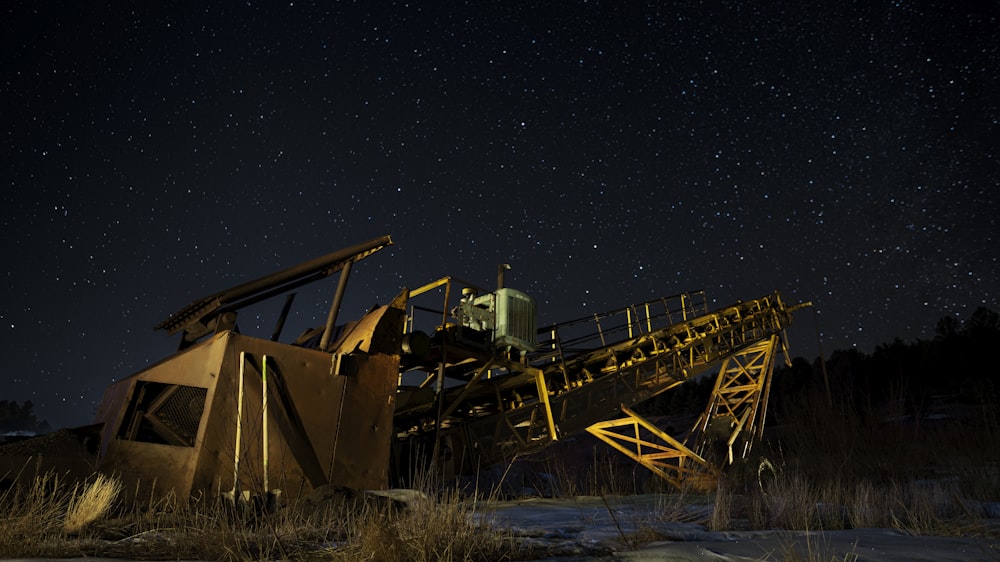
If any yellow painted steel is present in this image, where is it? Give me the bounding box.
[586,405,714,489]
[531,366,559,442]
[693,334,783,464]
[262,354,270,493]
[440,363,492,420]
[586,334,784,489]
[396,288,807,491]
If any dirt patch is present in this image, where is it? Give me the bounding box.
[0,426,102,484]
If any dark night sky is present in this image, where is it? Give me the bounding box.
[3,2,998,430]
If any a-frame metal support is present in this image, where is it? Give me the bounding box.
[692,334,784,465]
[586,405,717,490]
[587,334,784,490]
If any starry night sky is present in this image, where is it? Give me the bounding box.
[3,2,998,430]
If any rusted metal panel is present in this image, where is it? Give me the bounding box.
[94,332,230,500]
[94,293,406,502]
[155,235,393,341]
[16,231,813,498]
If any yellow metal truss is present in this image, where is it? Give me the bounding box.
[587,334,785,489]
[585,405,716,490]
[692,334,784,465]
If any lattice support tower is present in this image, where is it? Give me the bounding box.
[692,334,786,465]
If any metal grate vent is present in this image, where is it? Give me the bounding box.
[150,385,207,446]
[118,382,207,447]
[494,288,537,352]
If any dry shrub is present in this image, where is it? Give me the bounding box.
[331,490,525,562]
[733,467,984,536]
[0,470,122,556]
[845,479,882,529]
[814,480,848,530]
[778,532,859,562]
[956,463,1000,502]
[761,472,817,530]
[654,486,708,525]
[586,453,644,496]
[2,466,531,562]
[887,479,982,536]
[86,491,229,560]
[0,470,71,556]
[94,489,346,561]
[709,476,732,531]
[65,474,122,533]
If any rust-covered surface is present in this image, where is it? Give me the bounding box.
[2,233,810,499]
[93,293,406,502]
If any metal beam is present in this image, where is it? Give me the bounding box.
[586,405,715,490]
[157,235,392,337]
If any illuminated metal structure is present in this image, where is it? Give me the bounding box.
[8,235,808,501]
[396,281,809,489]
[92,236,405,501]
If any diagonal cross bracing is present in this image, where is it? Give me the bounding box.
[402,292,800,481]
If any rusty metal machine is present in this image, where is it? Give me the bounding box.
[6,235,808,501]
[92,236,404,501]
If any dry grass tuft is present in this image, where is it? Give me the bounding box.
[717,464,990,538]
[778,532,860,562]
[709,476,731,531]
[886,479,986,537]
[844,479,880,529]
[64,474,122,533]
[761,472,818,530]
[330,489,526,562]
[0,467,535,561]
[0,469,71,556]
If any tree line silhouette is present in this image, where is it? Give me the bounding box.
[2,307,997,435]
[644,306,1000,425]
[0,400,51,434]
[773,305,999,422]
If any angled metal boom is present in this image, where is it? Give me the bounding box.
[155,235,393,337]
